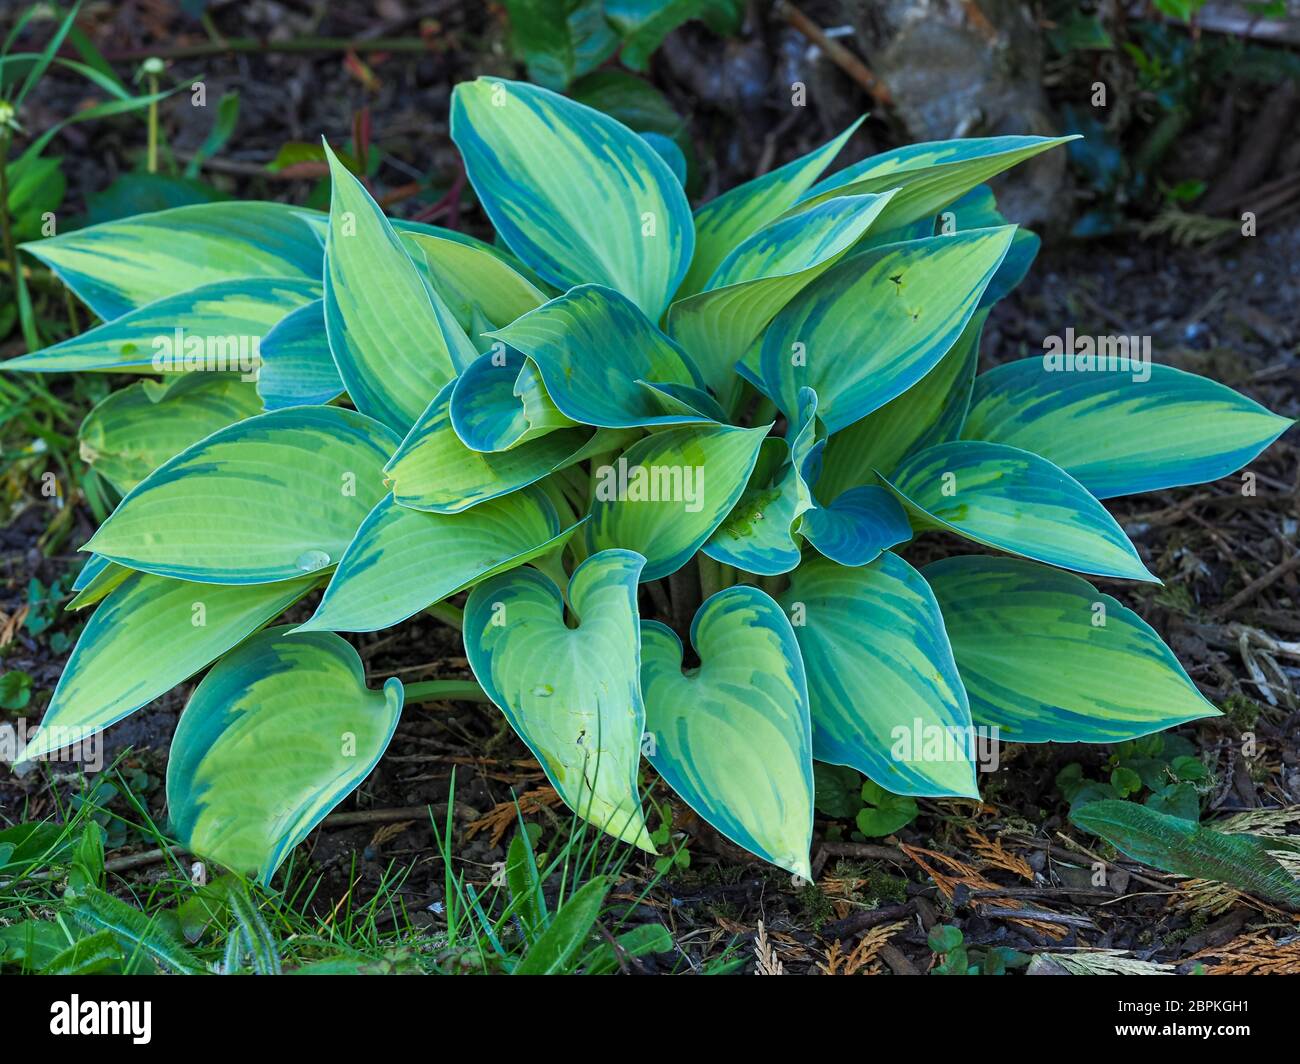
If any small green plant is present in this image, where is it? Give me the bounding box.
[927,924,1030,975]
[1056,732,1209,822]
[648,798,691,875]
[3,76,1291,890]
[502,0,744,90]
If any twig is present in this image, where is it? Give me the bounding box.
[774,1,892,106]
[105,37,439,62]
[820,900,915,941]
[1212,550,1300,619]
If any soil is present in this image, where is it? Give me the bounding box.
[1,1,1297,974]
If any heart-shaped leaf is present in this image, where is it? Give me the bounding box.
[641,585,814,877]
[923,555,1220,742]
[85,406,399,584]
[463,550,652,849]
[780,552,978,798]
[168,628,404,884]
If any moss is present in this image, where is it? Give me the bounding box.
[1222,693,1262,731]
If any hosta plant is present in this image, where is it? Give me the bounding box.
[6,79,1290,884]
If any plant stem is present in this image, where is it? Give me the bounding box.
[146,74,159,173]
[402,679,489,704]
[697,553,722,601]
[668,557,702,633]
[425,601,463,630]
[0,132,39,351]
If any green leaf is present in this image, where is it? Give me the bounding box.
[503,0,619,89]
[464,551,652,849]
[18,571,317,763]
[680,119,861,298]
[1145,782,1200,821]
[1,276,320,373]
[701,442,807,576]
[451,78,692,319]
[0,822,71,872]
[801,485,912,568]
[66,555,131,610]
[856,780,918,836]
[641,585,814,877]
[257,300,344,410]
[1171,755,1209,782]
[741,387,912,570]
[79,374,263,494]
[69,822,105,894]
[1070,801,1300,906]
[299,487,581,633]
[41,930,122,975]
[741,228,1014,432]
[386,381,633,514]
[0,669,33,710]
[402,228,545,331]
[928,924,963,953]
[886,441,1157,583]
[579,921,673,974]
[185,90,241,178]
[514,876,609,974]
[815,308,987,499]
[85,406,399,584]
[84,172,225,224]
[923,555,1220,742]
[963,358,1293,499]
[780,552,978,798]
[586,422,767,581]
[1111,765,1142,797]
[795,134,1077,229]
[168,628,404,884]
[19,200,323,320]
[813,763,863,819]
[489,284,714,429]
[68,886,205,974]
[667,192,896,395]
[449,347,578,453]
[505,825,547,941]
[0,921,72,973]
[323,144,461,433]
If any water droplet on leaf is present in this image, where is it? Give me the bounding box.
[295,549,331,572]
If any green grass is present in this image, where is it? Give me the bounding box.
[0,763,732,974]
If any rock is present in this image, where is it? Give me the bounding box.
[841,0,1070,228]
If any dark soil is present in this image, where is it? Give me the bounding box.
[1,1,1297,975]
